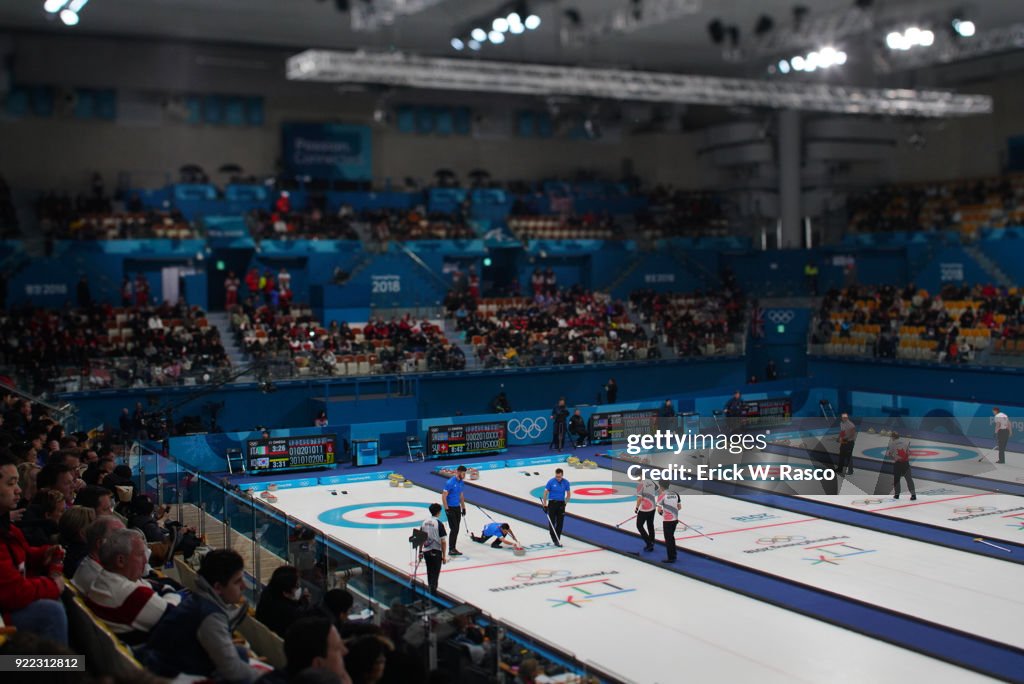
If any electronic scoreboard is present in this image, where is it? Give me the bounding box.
[739,398,792,427]
[426,421,508,458]
[589,408,662,445]
[246,434,337,473]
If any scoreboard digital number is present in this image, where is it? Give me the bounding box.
[589,408,662,445]
[246,434,337,474]
[740,399,792,427]
[426,421,508,458]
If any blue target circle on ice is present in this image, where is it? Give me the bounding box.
[529,480,634,504]
[862,445,977,462]
[318,502,442,529]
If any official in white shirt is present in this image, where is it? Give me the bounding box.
[992,407,1012,464]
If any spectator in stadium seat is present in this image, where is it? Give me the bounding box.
[255,564,309,638]
[71,515,124,592]
[15,462,40,510]
[58,505,96,579]
[75,484,115,517]
[345,634,392,684]
[144,549,263,682]
[35,462,75,505]
[313,588,380,640]
[0,453,68,645]
[84,527,181,644]
[83,455,114,486]
[258,616,351,684]
[127,494,169,543]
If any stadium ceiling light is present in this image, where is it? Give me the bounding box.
[460,5,537,51]
[43,0,70,12]
[777,46,846,74]
[886,26,935,51]
[287,49,993,117]
[953,18,975,38]
[59,8,80,25]
[467,39,481,50]
[451,37,464,50]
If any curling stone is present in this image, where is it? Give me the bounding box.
[468,468,480,480]
[266,483,278,491]
[402,479,413,488]
[868,428,876,433]
[512,547,526,557]
[389,479,400,487]
[388,473,405,481]
[260,491,278,503]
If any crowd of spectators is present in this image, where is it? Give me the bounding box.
[0,389,447,683]
[636,188,732,240]
[630,271,746,357]
[231,296,462,377]
[0,300,228,393]
[846,174,1024,237]
[34,174,199,240]
[812,282,1024,362]
[251,194,474,243]
[47,210,199,240]
[450,285,657,367]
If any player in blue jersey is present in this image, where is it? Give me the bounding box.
[470,522,521,549]
[441,465,468,556]
[540,468,571,547]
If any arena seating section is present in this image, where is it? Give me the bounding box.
[811,284,1024,363]
[0,303,228,393]
[847,173,1024,239]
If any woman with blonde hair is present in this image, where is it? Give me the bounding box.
[16,462,40,510]
[58,505,97,578]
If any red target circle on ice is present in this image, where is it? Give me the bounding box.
[366,509,414,520]
[529,481,634,504]
[577,487,616,496]
[910,449,939,457]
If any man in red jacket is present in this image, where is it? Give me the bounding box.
[0,454,68,644]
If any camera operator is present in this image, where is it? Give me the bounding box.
[417,503,447,595]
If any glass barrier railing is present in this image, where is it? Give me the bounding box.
[147,451,614,682]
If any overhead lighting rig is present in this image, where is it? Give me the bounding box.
[287,49,992,118]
